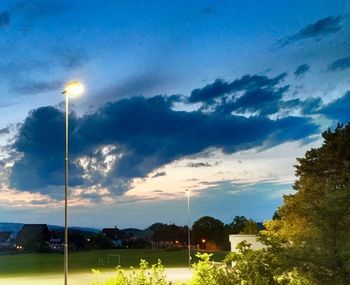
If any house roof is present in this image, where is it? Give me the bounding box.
[16,224,50,244]
[0,231,12,243]
[102,228,124,240]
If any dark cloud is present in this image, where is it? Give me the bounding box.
[189,73,289,116]
[189,79,231,103]
[189,73,287,104]
[52,47,89,70]
[0,60,61,96]
[0,127,10,135]
[0,11,10,27]
[98,72,173,102]
[151,171,166,178]
[294,64,310,77]
[222,85,289,116]
[9,107,84,192]
[10,80,63,95]
[327,56,350,72]
[300,97,322,115]
[10,95,319,197]
[0,51,87,97]
[0,60,49,79]
[187,162,212,168]
[320,91,350,123]
[276,15,342,48]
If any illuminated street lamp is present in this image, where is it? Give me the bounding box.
[62,81,84,285]
[185,189,191,270]
[201,239,206,249]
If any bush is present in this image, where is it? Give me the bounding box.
[191,242,315,285]
[190,252,238,285]
[92,259,169,285]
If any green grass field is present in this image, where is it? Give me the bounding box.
[0,249,228,277]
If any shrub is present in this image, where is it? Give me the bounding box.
[92,259,169,285]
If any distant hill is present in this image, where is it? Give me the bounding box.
[121,228,151,238]
[48,225,100,233]
[0,223,100,235]
[0,223,23,235]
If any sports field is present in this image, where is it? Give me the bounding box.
[0,249,227,277]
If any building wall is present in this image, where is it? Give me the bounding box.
[229,234,266,252]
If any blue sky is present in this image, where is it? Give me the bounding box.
[0,0,350,229]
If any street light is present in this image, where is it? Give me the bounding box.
[185,189,191,270]
[62,81,84,285]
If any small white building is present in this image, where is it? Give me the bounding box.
[229,234,266,252]
[49,238,64,252]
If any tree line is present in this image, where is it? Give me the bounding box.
[147,215,262,250]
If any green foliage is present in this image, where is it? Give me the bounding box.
[92,259,168,285]
[192,216,224,249]
[190,252,238,285]
[191,242,314,285]
[150,223,187,245]
[241,219,259,234]
[229,216,248,234]
[267,123,350,284]
[225,241,278,285]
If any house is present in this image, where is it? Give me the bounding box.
[101,227,124,247]
[49,238,64,252]
[150,225,187,249]
[0,231,15,248]
[16,224,51,251]
[229,234,266,252]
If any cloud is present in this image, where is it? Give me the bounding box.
[0,60,59,96]
[223,85,289,116]
[9,95,319,197]
[189,73,287,104]
[0,50,87,97]
[300,97,322,115]
[327,56,350,72]
[9,107,84,192]
[189,78,231,103]
[187,162,212,168]
[10,79,63,95]
[189,73,291,116]
[0,127,10,135]
[294,64,310,77]
[276,15,342,48]
[320,90,350,123]
[51,47,90,71]
[0,11,10,27]
[151,171,166,178]
[97,71,173,102]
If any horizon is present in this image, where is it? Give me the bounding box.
[1,0,350,229]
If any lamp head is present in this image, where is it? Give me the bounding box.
[64,81,84,97]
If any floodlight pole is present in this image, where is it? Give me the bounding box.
[186,190,191,270]
[61,81,84,285]
[64,91,69,285]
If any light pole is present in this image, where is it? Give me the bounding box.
[185,189,191,270]
[62,81,84,285]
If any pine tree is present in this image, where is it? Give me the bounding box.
[267,123,350,285]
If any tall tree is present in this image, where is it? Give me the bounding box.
[266,123,350,284]
[229,216,248,234]
[241,219,259,234]
[192,216,224,249]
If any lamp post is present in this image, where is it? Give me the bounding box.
[62,81,84,285]
[185,189,191,270]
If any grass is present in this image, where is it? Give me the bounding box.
[0,248,228,277]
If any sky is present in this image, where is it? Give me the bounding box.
[1,0,350,229]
